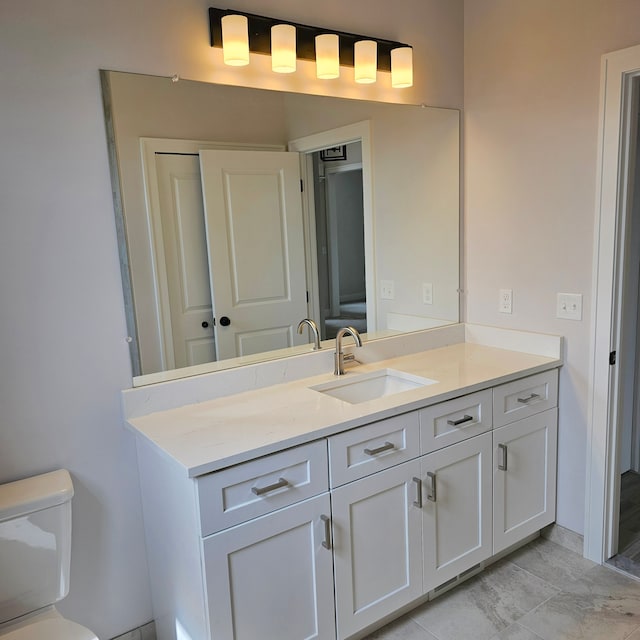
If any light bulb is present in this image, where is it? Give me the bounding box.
[271,24,296,73]
[391,46,413,88]
[315,34,340,79]
[354,40,377,84]
[221,14,249,67]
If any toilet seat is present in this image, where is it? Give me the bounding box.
[0,609,98,640]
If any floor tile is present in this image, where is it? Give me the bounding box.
[364,615,439,639]
[489,622,544,640]
[518,564,640,640]
[508,537,596,591]
[409,560,558,640]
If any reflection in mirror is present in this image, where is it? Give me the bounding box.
[101,71,460,385]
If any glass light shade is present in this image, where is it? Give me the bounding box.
[271,24,296,73]
[221,14,249,66]
[391,46,413,88]
[315,34,340,79]
[354,40,377,84]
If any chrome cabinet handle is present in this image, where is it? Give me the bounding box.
[412,477,423,508]
[321,514,332,549]
[364,441,395,456]
[251,477,289,496]
[498,443,508,471]
[517,393,540,404]
[426,471,437,502]
[447,414,474,426]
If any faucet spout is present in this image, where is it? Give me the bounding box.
[297,318,321,350]
[334,326,363,375]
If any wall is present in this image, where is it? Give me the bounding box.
[464,0,640,534]
[0,1,463,637]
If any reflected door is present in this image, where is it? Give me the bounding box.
[156,153,216,369]
[199,150,308,360]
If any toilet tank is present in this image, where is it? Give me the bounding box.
[0,470,74,625]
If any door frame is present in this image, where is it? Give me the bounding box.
[288,121,377,333]
[139,137,282,370]
[585,44,640,562]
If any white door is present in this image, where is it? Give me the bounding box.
[331,460,422,639]
[203,494,335,640]
[156,153,216,368]
[421,432,493,593]
[199,150,308,360]
[493,409,558,554]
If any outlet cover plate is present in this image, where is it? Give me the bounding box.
[499,289,513,314]
[380,280,395,300]
[422,282,433,305]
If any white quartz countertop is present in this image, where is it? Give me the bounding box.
[126,342,561,478]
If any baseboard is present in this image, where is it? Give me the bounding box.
[110,621,155,640]
[541,523,584,555]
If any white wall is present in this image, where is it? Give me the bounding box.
[464,0,640,534]
[0,1,463,637]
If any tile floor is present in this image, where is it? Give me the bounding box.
[364,536,640,640]
[609,471,640,579]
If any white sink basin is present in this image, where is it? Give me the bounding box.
[311,368,437,404]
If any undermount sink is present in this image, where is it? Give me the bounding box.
[311,368,438,404]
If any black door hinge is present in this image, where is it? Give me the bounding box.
[300,179,304,192]
[610,350,617,365]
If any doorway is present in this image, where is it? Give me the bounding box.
[586,44,640,567]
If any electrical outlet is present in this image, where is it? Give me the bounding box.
[499,289,513,314]
[557,292,583,320]
[380,280,395,300]
[422,282,433,305]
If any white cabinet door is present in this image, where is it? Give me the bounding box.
[421,432,493,593]
[203,494,335,640]
[332,460,422,640]
[493,409,558,554]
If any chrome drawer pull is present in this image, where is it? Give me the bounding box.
[251,477,289,496]
[413,477,423,508]
[447,414,474,426]
[426,471,437,502]
[364,441,395,456]
[498,443,508,471]
[517,392,540,404]
[321,514,332,549]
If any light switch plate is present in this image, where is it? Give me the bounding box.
[380,280,395,300]
[557,292,583,320]
[422,282,433,305]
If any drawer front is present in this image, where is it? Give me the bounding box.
[196,440,328,536]
[328,412,420,487]
[419,389,493,454]
[493,369,558,428]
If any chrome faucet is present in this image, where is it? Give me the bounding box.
[297,318,321,351]
[334,326,363,375]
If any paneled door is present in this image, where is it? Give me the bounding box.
[156,153,215,369]
[199,150,308,360]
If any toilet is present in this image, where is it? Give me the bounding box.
[0,469,99,640]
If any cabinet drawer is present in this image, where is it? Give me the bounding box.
[328,412,420,487]
[196,441,328,536]
[493,369,558,428]
[419,389,493,454]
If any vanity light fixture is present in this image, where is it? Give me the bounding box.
[354,40,377,84]
[209,7,413,88]
[315,34,340,79]
[221,13,250,66]
[391,46,414,88]
[271,24,296,73]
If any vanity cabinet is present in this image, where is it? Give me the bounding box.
[203,493,335,640]
[133,366,559,640]
[332,459,423,638]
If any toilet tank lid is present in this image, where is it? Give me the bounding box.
[0,470,74,522]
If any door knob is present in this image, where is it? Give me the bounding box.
[202,321,209,329]
[219,316,231,327]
